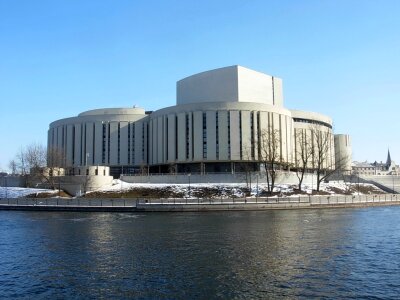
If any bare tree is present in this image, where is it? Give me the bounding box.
[15,143,65,189]
[237,148,255,194]
[16,147,27,175]
[140,162,149,175]
[258,126,286,194]
[44,146,66,189]
[309,125,338,191]
[294,129,314,191]
[8,159,17,175]
[168,163,177,174]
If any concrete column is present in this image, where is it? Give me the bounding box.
[193,111,203,161]
[120,121,129,165]
[157,116,163,164]
[66,124,74,167]
[74,124,82,166]
[134,122,143,166]
[85,122,94,165]
[206,111,216,160]
[253,112,258,160]
[218,111,229,160]
[167,114,176,162]
[240,110,251,160]
[177,113,186,161]
[109,122,118,165]
[94,122,103,165]
[230,111,240,160]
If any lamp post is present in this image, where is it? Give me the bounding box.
[311,171,314,194]
[85,153,89,167]
[256,173,259,202]
[5,176,8,200]
[188,173,191,198]
[392,173,395,194]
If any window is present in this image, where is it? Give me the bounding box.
[216,112,219,159]
[186,114,190,159]
[239,111,242,160]
[227,112,231,159]
[203,113,207,159]
[102,123,106,164]
[293,118,332,129]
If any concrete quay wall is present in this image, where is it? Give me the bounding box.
[0,194,399,212]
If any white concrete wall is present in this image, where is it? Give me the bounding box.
[94,122,103,165]
[230,111,240,160]
[167,115,176,162]
[193,111,203,161]
[177,66,238,105]
[177,65,283,106]
[218,111,229,160]
[206,111,216,160]
[120,121,129,165]
[335,134,352,171]
[109,122,118,165]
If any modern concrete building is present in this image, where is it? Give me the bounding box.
[48,65,351,177]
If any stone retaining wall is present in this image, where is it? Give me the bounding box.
[0,194,399,212]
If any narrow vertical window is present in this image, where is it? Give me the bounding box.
[166,118,169,161]
[107,123,111,164]
[185,114,189,159]
[132,123,135,165]
[239,111,242,160]
[102,123,106,164]
[175,116,178,160]
[92,123,95,165]
[257,112,261,158]
[202,112,207,159]
[72,126,75,165]
[227,112,231,159]
[142,123,145,161]
[128,123,131,164]
[216,111,219,159]
[117,123,121,165]
[250,112,255,159]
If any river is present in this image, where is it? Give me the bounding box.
[1,207,399,299]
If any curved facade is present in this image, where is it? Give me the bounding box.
[48,65,350,177]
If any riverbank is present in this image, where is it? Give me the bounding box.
[0,194,399,212]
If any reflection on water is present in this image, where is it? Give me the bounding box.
[1,208,400,298]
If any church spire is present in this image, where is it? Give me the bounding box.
[386,149,392,166]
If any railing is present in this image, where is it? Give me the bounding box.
[0,194,398,208]
[134,196,311,205]
[0,198,138,207]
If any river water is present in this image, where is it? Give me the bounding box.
[1,207,400,299]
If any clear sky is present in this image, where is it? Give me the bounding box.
[1,0,399,171]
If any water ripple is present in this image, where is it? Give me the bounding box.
[1,208,400,298]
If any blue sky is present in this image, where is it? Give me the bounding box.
[0,0,399,170]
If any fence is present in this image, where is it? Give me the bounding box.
[0,194,399,209]
[0,198,138,208]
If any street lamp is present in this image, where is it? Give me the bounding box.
[85,153,90,167]
[256,173,259,200]
[5,176,8,200]
[392,172,395,194]
[188,173,191,198]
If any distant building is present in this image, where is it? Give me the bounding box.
[48,65,351,177]
[352,150,399,175]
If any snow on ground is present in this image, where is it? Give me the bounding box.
[0,187,58,198]
[93,179,382,198]
[0,180,384,199]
